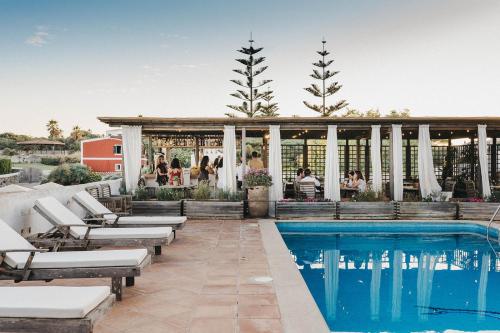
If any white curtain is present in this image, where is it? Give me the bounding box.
[391,125,403,201]
[391,250,403,322]
[417,252,437,321]
[371,125,383,193]
[477,253,490,320]
[222,125,237,192]
[122,125,142,193]
[324,249,340,320]
[370,252,382,321]
[478,125,491,198]
[325,125,341,201]
[268,125,283,216]
[418,125,442,198]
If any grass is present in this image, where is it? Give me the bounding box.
[12,163,59,171]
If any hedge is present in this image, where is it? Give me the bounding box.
[0,159,12,175]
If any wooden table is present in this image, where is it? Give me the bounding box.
[340,186,358,198]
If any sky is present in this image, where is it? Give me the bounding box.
[1,0,499,137]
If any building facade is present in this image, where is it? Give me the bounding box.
[80,137,123,173]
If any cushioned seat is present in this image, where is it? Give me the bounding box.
[0,286,110,318]
[73,191,186,226]
[86,227,172,240]
[6,249,148,269]
[33,197,172,240]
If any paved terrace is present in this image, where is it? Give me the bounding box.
[1,220,284,333]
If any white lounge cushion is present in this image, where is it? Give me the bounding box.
[73,191,111,216]
[6,249,148,270]
[34,197,88,238]
[0,218,36,267]
[0,286,110,319]
[104,214,187,225]
[87,227,172,240]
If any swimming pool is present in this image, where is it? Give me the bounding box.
[278,221,500,333]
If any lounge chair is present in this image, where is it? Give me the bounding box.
[0,286,114,333]
[0,219,150,300]
[73,191,186,234]
[30,197,173,255]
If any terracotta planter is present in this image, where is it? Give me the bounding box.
[247,186,269,217]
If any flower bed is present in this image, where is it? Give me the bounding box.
[276,200,336,219]
[131,200,182,216]
[183,200,244,219]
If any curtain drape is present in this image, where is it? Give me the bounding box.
[222,125,237,192]
[324,249,340,320]
[391,250,403,321]
[478,125,491,198]
[417,253,437,321]
[370,252,382,321]
[122,125,142,194]
[324,125,341,201]
[371,125,383,193]
[268,125,283,216]
[418,125,442,198]
[391,125,403,201]
[478,253,490,319]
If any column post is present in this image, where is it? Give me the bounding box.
[405,138,411,181]
[492,137,497,184]
[241,128,247,175]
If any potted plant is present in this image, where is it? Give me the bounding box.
[244,169,272,217]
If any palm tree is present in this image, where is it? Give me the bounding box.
[70,126,84,141]
[227,36,272,117]
[303,39,347,117]
[46,119,63,140]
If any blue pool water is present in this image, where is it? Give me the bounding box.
[278,222,500,333]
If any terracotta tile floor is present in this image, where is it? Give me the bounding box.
[2,220,284,332]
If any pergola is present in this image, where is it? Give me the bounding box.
[99,116,500,198]
[17,139,66,154]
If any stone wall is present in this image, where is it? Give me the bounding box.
[0,171,21,188]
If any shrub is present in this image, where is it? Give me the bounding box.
[41,157,63,165]
[45,163,102,185]
[157,188,184,201]
[0,159,12,175]
[192,180,211,200]
[133,187,149,201]
[64,156,80,163]
[212,189,244,201]
[1,148,16,156]
[351,190,383,202]
[243,169,272,188]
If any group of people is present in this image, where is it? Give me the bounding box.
[294,168,367,193]
[155,155,184,186]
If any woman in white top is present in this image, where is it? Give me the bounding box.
[352,170,367,192]
[216,158,225,189]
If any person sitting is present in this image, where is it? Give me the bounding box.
[344,171,355,187]
[295,168,304,183]
[300,168,321,191]
[156,155,168,186]
[247,151,264,170]
[352,170,366,192]
[168,158,183,185]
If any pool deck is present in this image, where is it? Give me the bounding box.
[1,220,286,333]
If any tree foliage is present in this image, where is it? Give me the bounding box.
[259,87,279,117]
[46,119,63,140]
[386,109,411,118]
[227,38,273,117]
[303,40,347,117]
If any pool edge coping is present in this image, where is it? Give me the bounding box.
[259,219,330,333]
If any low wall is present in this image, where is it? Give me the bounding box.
[0,170,21,188]
[0,179,121,235]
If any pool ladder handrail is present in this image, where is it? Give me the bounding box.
[485,203,500,258]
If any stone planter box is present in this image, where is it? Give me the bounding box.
[276,201,336,219]
[131,200,182,216]
[397,202,458,220]
[183,200,244,220]
[458,202,500,221]
[0,170,21,188]
[338,202,397,220]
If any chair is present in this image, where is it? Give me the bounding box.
[443,178,456,194]
[73,191,186,233]
[299,182,316,199]
[0,286,114,333]
[30,197,173,255]
[464,180,476,198]
[0,219,149,300]
[100,183,132,213]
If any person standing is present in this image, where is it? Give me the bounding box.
[247,151,264,170]
[156,155,168,185]
[198,155,211,181]
[168,158,183,185]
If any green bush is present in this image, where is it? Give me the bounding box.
[64,156,80,163]
[156,188,184,201]
[45,164,101,185]
[351,190,383,202]
[192,180,211,200]
[212,189,244,201]
[41,157,63,165]
[1,148,16,156]
[133,187,149,201]
[0,159,12,175]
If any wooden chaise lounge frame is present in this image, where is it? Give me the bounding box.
[0,292,114,333]
[29,205,170,255]
[0,248,150,301]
